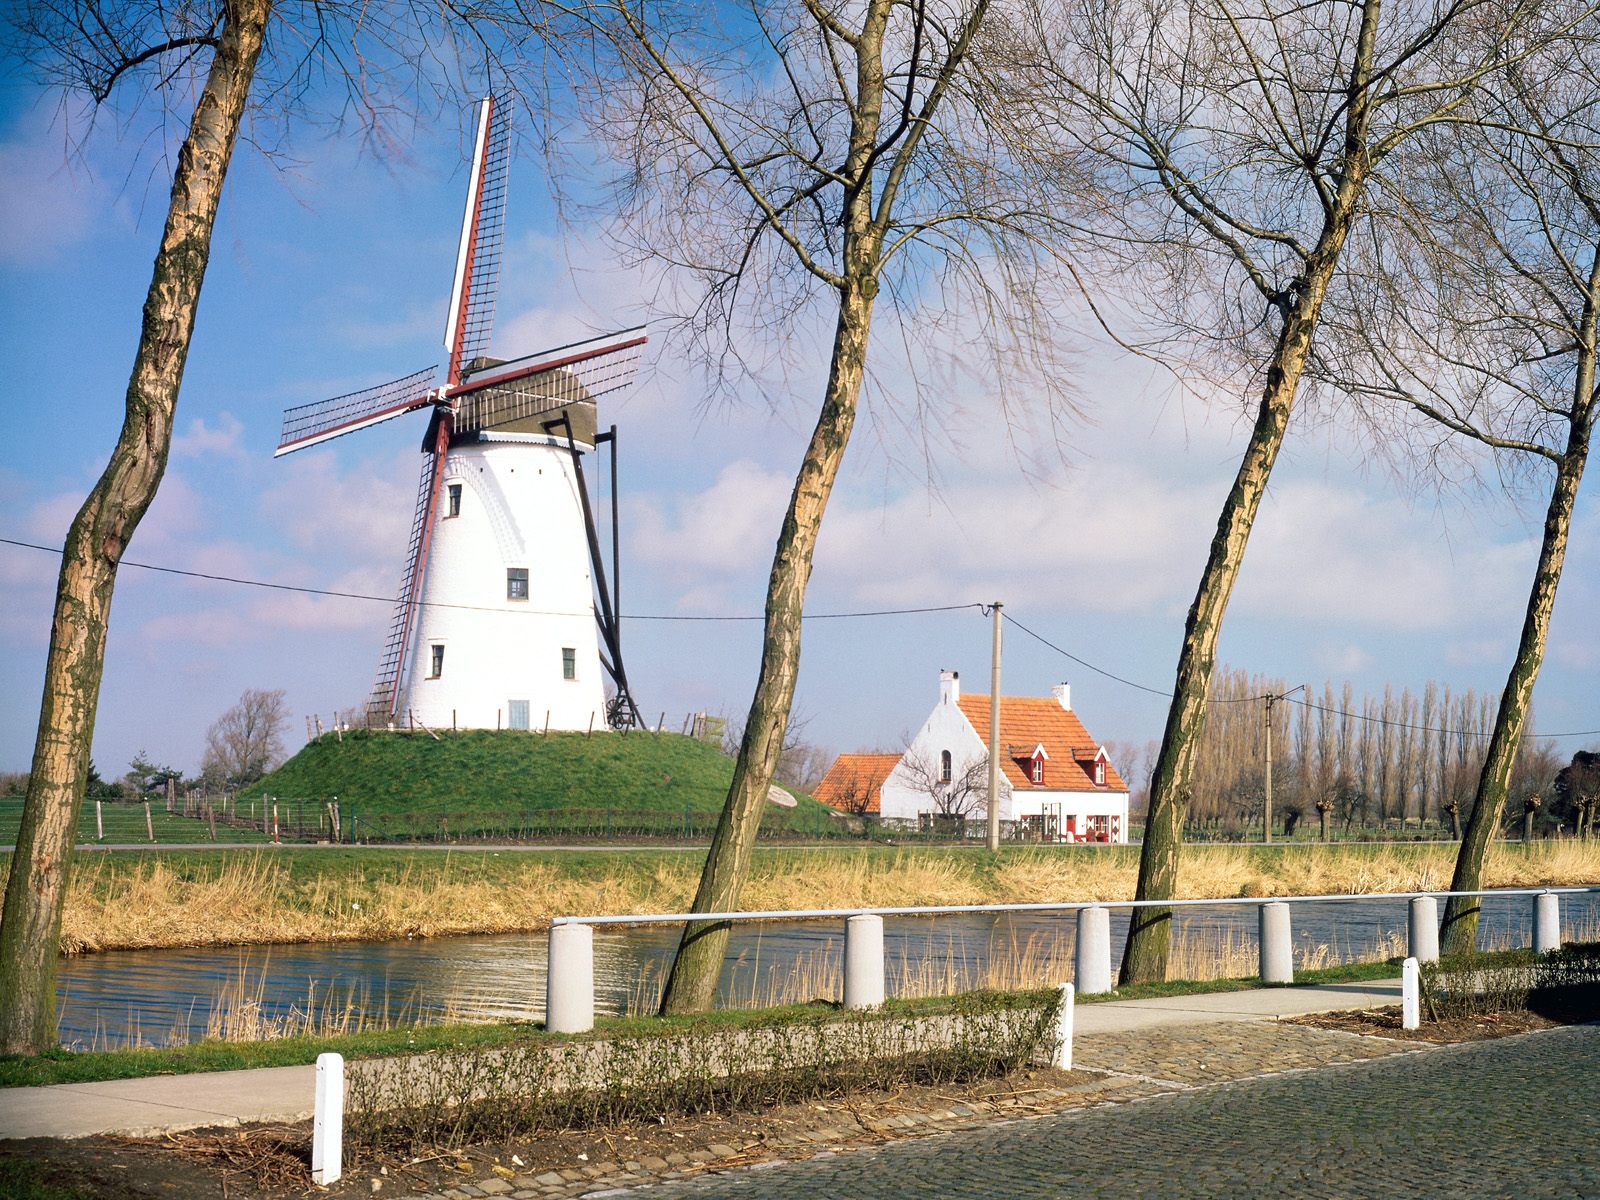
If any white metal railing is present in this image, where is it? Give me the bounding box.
[550,885,1600,927]
[542,885,1598,1033]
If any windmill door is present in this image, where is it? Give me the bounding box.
[508,700,530,731]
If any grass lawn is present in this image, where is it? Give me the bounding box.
[0,959,1405,1089]
[241,730,832,836]
[0,796,269,846]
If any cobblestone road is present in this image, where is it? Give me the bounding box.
[633,1025,1600,1199]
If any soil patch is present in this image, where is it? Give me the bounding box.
[1290,1004,1567,1043]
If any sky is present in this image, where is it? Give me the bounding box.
[1,61,1597,784]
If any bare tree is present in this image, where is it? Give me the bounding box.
[201,688,289,789]
[0,0,525,1055]
[0,0,270,1058]
[997,0,1556,982]
[572,0,1080,1013]
[897,751,992,822]
[1553,749,1600,837]
[1314,18,1600,949]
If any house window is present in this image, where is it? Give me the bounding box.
[1095,760,1106,786]
[562,647,577,680]
[428,644,445,679]
[1031,757,1044,784]
[446,483,462,518]
[940,750,952,783]
[507,567,529,600]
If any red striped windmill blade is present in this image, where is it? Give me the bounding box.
[443,94,512,387]
[274,367,439,457]
[367,417,450,723]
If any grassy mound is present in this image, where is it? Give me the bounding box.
[243,729,822,825]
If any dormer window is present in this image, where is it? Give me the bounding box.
[1095,760,1106,786]
[1031,755,1044,784]
[940,750,952,783]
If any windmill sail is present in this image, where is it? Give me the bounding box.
[443,95,512,384]
[275,366,438,457]
[452,326,647,434]
[367,419,451,722]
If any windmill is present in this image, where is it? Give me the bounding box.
[274,96,647,732]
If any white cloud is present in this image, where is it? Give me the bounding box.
[173,413,247,460]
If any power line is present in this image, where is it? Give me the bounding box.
[1005,607,1598,742]
[0,536,982,624]
[1001,611,1268,704]
[1284,692,1600,743]
[8,534,1596,741]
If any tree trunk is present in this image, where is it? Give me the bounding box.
[0,0,269,1056]
[1441,281,1594,953]
[1118,0,1382,984]
[1117,251,1354,985]
[657,288,875,1013]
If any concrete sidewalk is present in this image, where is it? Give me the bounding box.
[0,977,1401,1141]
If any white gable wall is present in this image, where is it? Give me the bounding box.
[878,682,999,822]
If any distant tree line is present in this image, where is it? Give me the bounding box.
[1169,668,1579,836]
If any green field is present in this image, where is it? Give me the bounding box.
[0,796,269,846]
[242,729,836,841]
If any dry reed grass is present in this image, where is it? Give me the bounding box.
[39,842,1600,955]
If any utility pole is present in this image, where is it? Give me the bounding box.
[1263,693,1275,844]
[987,602,1003,852]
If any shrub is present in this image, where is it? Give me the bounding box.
[1418,941,1600,1022]
[346,991,1060,1156]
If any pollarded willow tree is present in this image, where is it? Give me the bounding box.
[562,0,1081,1013]
[0,0,524,1056]
[1315,20,1600,952]
[994,0,1583,983]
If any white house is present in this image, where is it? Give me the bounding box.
[836,670,1130,842]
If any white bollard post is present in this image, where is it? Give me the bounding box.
[1074,906,1113,995]
[1533,892,1561,954]
[311,1052,344,1185]
[844,913,886,1008]
[1052,982,1076,1070]
[1259,902,1293,984]
[1402,957,1420,1030]
[546,921,595,1033]
[1408,895,1439,963]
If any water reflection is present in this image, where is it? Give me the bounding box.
[54,892,1597,1048]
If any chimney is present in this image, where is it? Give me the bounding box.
[940,669,960,705]
[1052,682,1071,711]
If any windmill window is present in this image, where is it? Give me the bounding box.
[428,644,445,679]
[446,483,462,518]
[562,647,577,680]
[507,568,529,600]
[940,750,953,783]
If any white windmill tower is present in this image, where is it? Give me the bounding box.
[273,96,647,732]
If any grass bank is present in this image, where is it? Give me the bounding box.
[0,960,1404,1089]
[21,840,1599,954]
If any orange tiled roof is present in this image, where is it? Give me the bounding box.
[814,753,901,814]
[954,695,1127,793]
